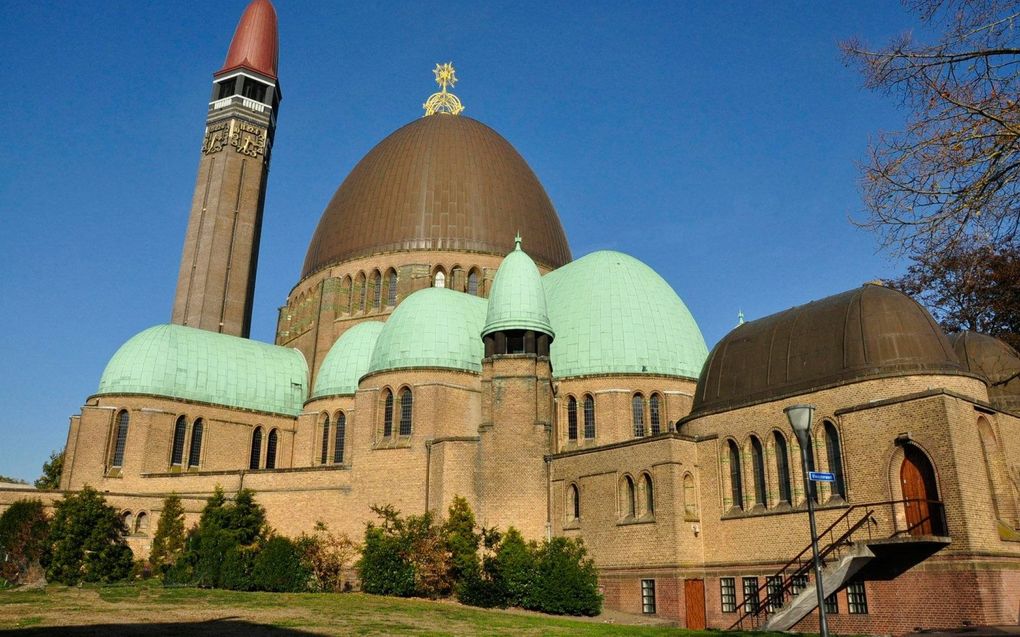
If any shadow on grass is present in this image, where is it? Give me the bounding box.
[1,618,321,636]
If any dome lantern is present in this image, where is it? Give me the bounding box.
[482,235,554,357]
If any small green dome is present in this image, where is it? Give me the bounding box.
[482,238,554,338]
[97,324,308,416]
[368,288,487,375]
[543,251,708,379]
[312,321,385,398]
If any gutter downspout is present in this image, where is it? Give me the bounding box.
[425,440,433,514]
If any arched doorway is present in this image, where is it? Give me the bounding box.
[900,445,945,536]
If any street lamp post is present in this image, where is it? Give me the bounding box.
[784,404,829,637]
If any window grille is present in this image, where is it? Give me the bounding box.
[583,395,595,439]
[373,271,382,308]
[434,271,445,288]
[790,575,808,596]
[320,415,330,465]
[751,436,767,506]
[383,391,394,437]
[171,416,187,465]
[825,421,846,498]
[720,578,737,612]
[333,412,346,464]
[824,592,838,614]
[567,397,578,440]
[847,582,868,614]
[112,411,130,468]
[467,270,479,295]
[266,429,278,469]
[774,431,792,504]
[742,577,760,613]
[765,576,783,612]
[399,389,413,436]
[649,394,661,434]
[387,271,398,306]
[641,579,656,614]
[188,419,203,468]
[728,440,744,509]
[632,393,645,437]
[249,427,262,470]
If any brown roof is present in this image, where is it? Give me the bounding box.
[950,331,1020,413]
[690,284,964,417]
[217,0,278,80]
[301,115,571,278]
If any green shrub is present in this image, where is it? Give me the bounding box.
[0,499,50,585]
[491,528,535,608]
[252,536,310,592]
[443,496,480,583]
[34,450,64,490]
[526,537,601,616]
[149,493,185,573]
[46,486,132,585]
[358,523,416,596]
[220,544,258,591]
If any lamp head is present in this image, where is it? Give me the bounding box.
[784,404,815,435]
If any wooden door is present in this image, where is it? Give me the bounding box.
[901,446,940,536]
[684,578,706,629]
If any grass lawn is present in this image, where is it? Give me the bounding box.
[0,583,776,636]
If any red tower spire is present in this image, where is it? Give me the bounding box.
[217,0,279,80]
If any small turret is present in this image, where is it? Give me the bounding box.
[482,235,554,357]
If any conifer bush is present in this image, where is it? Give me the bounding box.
[46,486,132,585]
[0,499,49,585]
[148,493,185,574]
[252,536,310,592]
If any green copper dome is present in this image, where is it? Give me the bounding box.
[312,321,385,398]
[482,237,554,338]
[368,288,487,375]
[543,251,708,379]
[97,324,308,416]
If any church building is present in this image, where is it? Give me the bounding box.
[4,1,1020,632]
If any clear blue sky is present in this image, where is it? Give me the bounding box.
[0,1,921,482]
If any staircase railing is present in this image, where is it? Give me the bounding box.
[727,498,945,630]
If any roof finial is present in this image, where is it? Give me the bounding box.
[514,231,522,250]
[737,310,745,326]
[423,62,465,116]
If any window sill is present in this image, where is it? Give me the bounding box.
[374,437,412,450]
[721,499,849,520]
[106,468,123,478]
[617,516,655,527]
[563,519,581,531]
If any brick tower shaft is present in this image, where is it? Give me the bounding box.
[171,0,280,338]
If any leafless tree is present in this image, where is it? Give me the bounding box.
[843,0,1020,255]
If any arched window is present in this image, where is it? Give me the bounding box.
[121,511,133,535]
[824,421,846,499]
[566,396,578,441]
[568,484,580,521]
[386,270,398,306]
[341,276,353,314]
[583,395,596,439]
[649,394,662,435]
[433,269,446,288]
[112,410,130,468]
[135,512,149,535]
[728,440,744,510]
[467,269,480,296]
[171,416,187,466]
[622,475,636,518]
[643,473,655,516]
[333,412,346,464]
[188,418,204,468]
[372,271,382,309]
[249,426,263,470]
[383,390,394,437]
[683,473,699,519]
[750,436,767,507]
[320,414,331,465]
[399,388,413,436]
[774,431,792,504]
[632,393,646,437]
[356,273,367,312]
[266,429,278,469]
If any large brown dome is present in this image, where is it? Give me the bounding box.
[301,115,571,277]
[690,284,964,417]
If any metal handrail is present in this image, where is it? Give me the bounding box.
[727,497,946,630]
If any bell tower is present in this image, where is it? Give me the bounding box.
[171,0,281,338]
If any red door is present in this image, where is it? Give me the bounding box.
[901,446,941,536]
[685,579,706,629]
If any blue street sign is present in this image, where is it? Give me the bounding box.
[809,471,835,482]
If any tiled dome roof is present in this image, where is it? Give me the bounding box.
[482,238,553,338]
[302,115,571,277]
